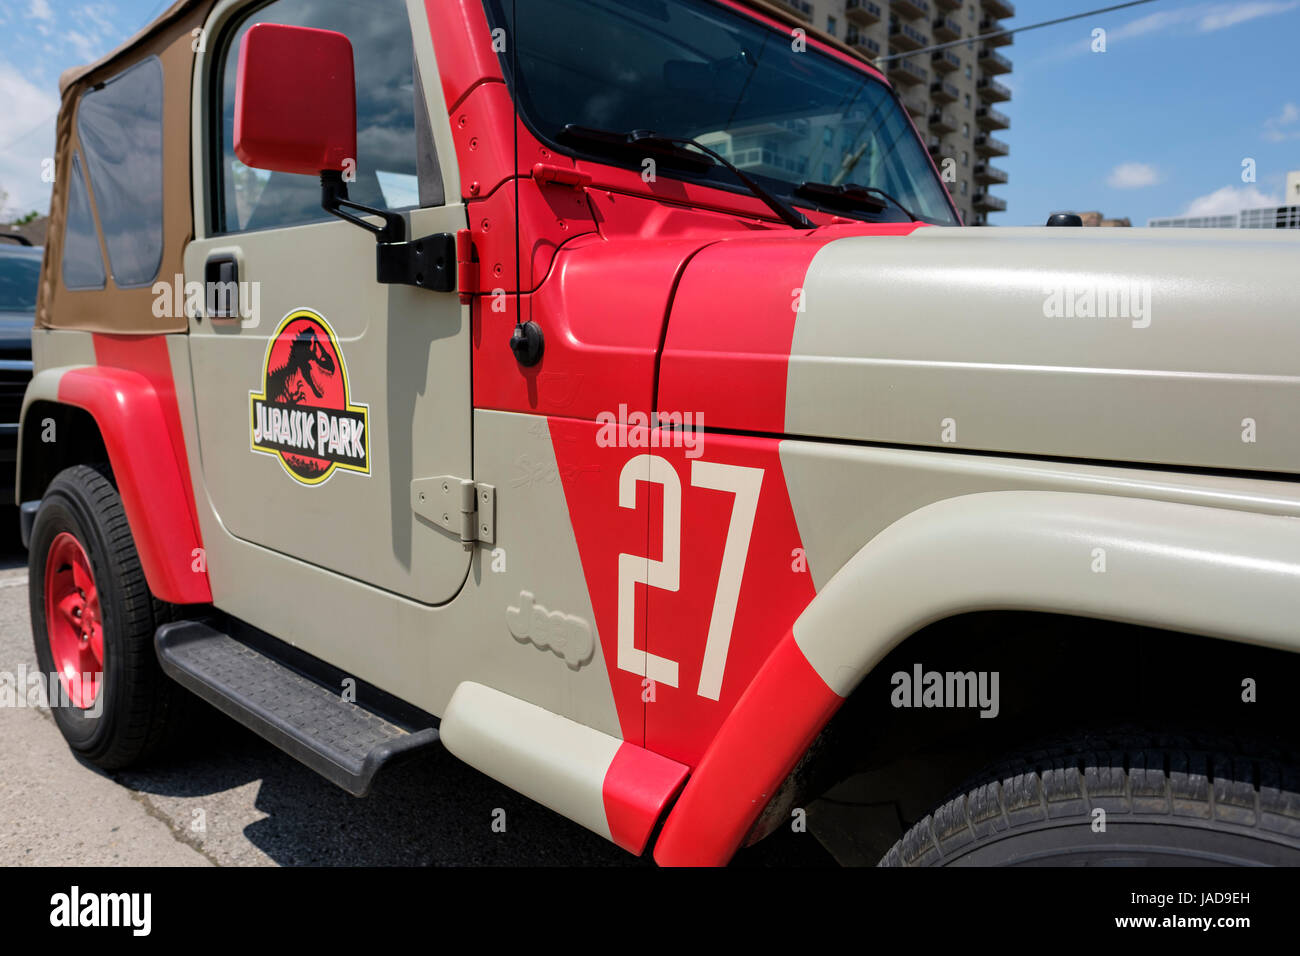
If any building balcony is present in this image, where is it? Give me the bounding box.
[983,0,1015,18]
[729,146,808,179]
[974,162,1008,185]
[931,48,961,73]
[926,134,943,154]
[769,0,813,21]
[929,110,957,134]
[979,46,1013,74]
[973,191,1007,212]
[887,57,928,85]
[725,117,810,140]
[976,105,1010,130]
[974,133,1009,157]
[845,0,882,26]
[980,16,1013,45]
[935,0,961,9]
[930,79,959,104]
[890,21,929,50]
[977,76,1011,102]
[845,27,881,57]
[904,94,928,118]
[893,0,931,19]
[933,16,962,41]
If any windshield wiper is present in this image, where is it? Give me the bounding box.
[796,181,921,223]
[559,125,816,230]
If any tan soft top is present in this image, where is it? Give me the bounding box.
[58,0,204,94]
[39,0,217,333]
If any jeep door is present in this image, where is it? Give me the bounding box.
[184,0,470,605]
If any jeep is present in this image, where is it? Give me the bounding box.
[17,0,1300,866]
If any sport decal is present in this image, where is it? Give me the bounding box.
[548,419,818,765]
[249,308,370,485]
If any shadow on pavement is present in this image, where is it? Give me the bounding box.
[13,499,832,867]
[0,506,26,572]
[116,704,834,867]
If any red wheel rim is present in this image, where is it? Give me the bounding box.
[44,532,103,709]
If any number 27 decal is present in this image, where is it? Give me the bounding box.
[615,455,763,701]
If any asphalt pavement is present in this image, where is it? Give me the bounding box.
[0,506,832,867]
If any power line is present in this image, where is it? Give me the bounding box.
[0,0,172,154]
[0,115,59,153]
[875,0,1163,63]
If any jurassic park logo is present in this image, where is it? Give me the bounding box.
[249,309,370,485]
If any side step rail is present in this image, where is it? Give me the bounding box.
[155,620,439,796]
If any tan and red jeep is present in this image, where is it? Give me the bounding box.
[18,0,1300,866]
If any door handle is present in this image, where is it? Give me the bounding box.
[203,253,241,319]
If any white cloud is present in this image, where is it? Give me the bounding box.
[1263,102,1300,142]
[79,4,118,41]
[1107,162,1162,189]
[0,61,59,220]
[1182,185,1280,217]
[26,0,54,34]
[1198,1,1300,32]
[1034,1,1300,66]
[63,29,100,61]
[1110,10,1187,41]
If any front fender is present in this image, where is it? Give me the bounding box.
[653,491,1300,865]
[20,364,211,605]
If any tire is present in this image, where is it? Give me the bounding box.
[881,735,1300,866]
[29,464,190,769]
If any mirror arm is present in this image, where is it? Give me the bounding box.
[318,170,456,293]
[320,170,406,242]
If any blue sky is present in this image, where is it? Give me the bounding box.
[0,0,171,220]
[1,0,1298,225]
[993,0,1300,224]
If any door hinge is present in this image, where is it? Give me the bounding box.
[456,229,477,304]
[319,170,456,292]
[412,476,495,544]
[375,232,457,292]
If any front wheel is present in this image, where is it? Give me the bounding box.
[29,464,190,769]
[881,735,1300,866]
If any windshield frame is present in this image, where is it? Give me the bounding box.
[481,0,960,227]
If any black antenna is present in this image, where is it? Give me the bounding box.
[512,0,519,330]
[507,0,544,365]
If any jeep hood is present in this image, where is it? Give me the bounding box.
[659,226,1300,476]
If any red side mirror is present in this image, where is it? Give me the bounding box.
[233,23,357,176]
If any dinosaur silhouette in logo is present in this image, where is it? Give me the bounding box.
[266,327,336,405]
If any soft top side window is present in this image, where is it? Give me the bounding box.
[213,0,437,235]
[76,56,164,287]
[62,152,107,291]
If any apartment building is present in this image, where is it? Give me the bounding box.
[1149,206,1300,229]
[764,0,1013,224]
[1148,170,1300,229]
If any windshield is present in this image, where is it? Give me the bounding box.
[0,252,41,312]
[485,0,957,225]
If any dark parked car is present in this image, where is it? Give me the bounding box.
[0,235,39,502]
